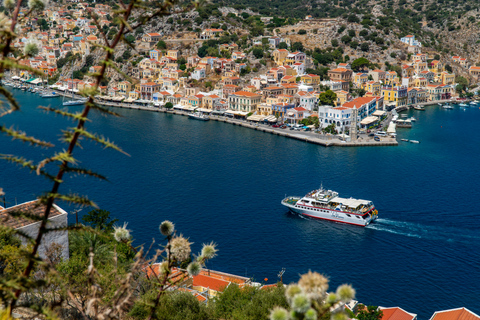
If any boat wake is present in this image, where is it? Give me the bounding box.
[368,218,480,244]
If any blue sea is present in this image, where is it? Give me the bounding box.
[1,91,480,319]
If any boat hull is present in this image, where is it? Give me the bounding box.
[282,199,376,226]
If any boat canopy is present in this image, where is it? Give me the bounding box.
[331,197,370,209]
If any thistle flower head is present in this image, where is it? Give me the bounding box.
[24,35,42,56]
[3,0,14,10]
[336,284,355,302]
[326,293,338,304]
[187,261,202,276]
[298,270,329,299]
[270,306,290,320]
[28,0,48,11]
[159,220,175,236]
[113,222,131,242]
[200,242,217,260]
[285,284,302,300]
[305,308,318,320]
[169,234,192,262]
[291,293,311,313]
[332,312,348,320]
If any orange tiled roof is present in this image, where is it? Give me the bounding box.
[232,91,261,97]
[192,274,229,292]
[0,200,66,229]
[431,308,480,320]
[381,307,416,320]
[342,96,376,109]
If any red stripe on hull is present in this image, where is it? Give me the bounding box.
[293,210,367,227]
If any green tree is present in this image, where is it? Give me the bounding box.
[291,41,304,52]
[125,34,135,43]
[351,57,371,71]
[356,305,384,320]
[81,209,118,232]
[331,39,339,47]
[298,29,307,35]
[157,40,167,49]
[360,42,370,51]
[278,42,288,49]
[165,102,174,109]
[252,48,264,59]
[319,90,337,106]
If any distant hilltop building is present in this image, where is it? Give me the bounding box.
[400,35,422,47]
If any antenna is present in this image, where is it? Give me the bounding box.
[277,268,286,283]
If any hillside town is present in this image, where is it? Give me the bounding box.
[8,3,480,138]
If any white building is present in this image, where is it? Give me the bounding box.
[317,105,352,132]
[320,80,342,91]
[292,62,305,76]
[191,67,206,80]
[400,35,422,47]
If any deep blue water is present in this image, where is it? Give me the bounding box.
[1,91,480,319]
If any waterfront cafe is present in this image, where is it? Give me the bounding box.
[225,110,249,119]
[360,116,379,128]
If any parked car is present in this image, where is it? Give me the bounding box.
[368,133,375,137]
[280,125,287,129]
[272,124,280,128]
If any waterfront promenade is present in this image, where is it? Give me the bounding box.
[46,90,397,148]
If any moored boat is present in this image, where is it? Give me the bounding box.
[414,105,425,111]
[410,140,420,143]
[188,112,210,121]
[401,139,409,142]
[281,187,378,226]
[443,104,453,109]
[63,98,87,106]
[459,103,468,107]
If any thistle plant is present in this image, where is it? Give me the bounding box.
[271,271,356,320]
[0,0,199,317]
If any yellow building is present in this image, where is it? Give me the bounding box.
[301,74,320,85]
[414,77,427,88]
[353,73,368,88]
[385,71,399,86]
[440,72,455,85]
[381,86,408,107]
[272,49,289,66]
[335,90,350,106]
[363,81,381,95]
[257,103,273,116]
[430,60,444,73]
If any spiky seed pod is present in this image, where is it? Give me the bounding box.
[298,270,329,299]
[169,235,192,262]
[270,306,290,320]
[336,284,356,302]
[285,284,302,300]
[113,223,131,242]
[305,308,318,320]
[332,312,348,320]
[28,0,48,11]
[291,293,311,313]
[201,242,217,260]
[187,261,202,276]
[326,293,338,304]
[3,0,14,10]
[159,220,175,236]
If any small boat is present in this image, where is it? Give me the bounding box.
[188,112,210,121]
[401,139,409,142]
[63,98,88,106]
[401,114,408,118]
[374,136,380,141]
[41,91,58,98]
[410,117,416,122]
[459,103,468,107]
[470,101,478,105]
[410,140,420,143]
[438,103,442,106]
[443,104,453,109]
[414,105,425,111]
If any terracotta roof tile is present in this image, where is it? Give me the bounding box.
[0,200,66,229]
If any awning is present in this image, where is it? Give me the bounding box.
[184,106,197,111]
[265,115,277,122]
[233,111,249,116]
[247,115,265,121]
[225,110,236,115]
[31,79,43,84]
[387,121,396,133]
[360,116,378,125]
[197,108,211,113]
[372,110,386,117]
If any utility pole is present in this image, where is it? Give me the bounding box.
[277,268,286,284]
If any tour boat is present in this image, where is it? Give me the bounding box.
[188,112,210,121]
[281,186,378,226]
[443,104,453,109]
[41,91,58,98]
[459,103,468,107]
[63,98,87,106]
[414,105,425,111]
